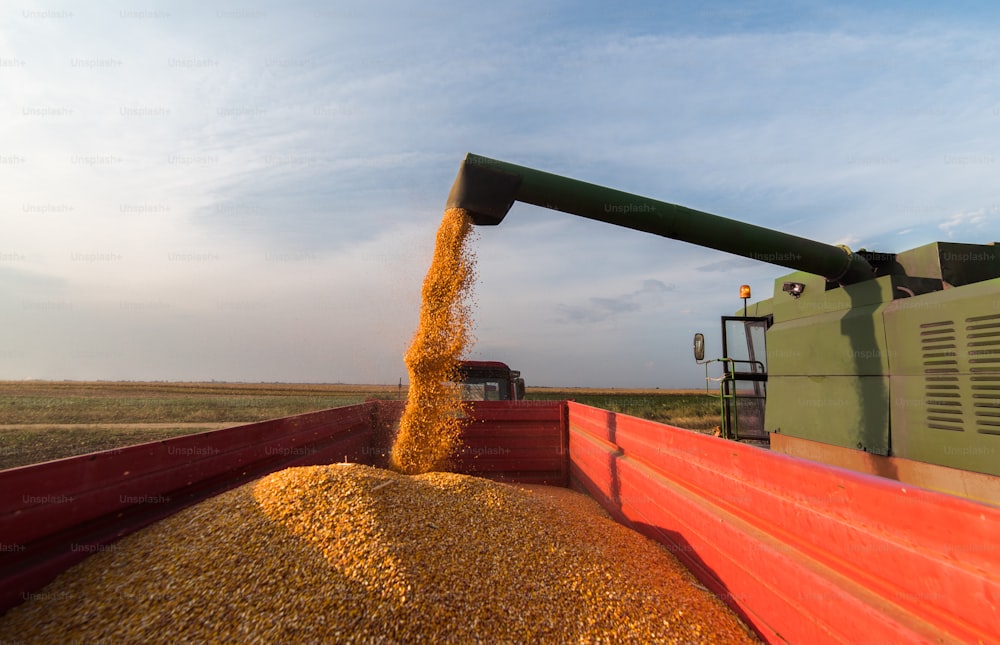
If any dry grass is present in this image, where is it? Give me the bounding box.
[525,387,721,430]
[528,386,708,396]
[0,381,721,470]
[0,381,404,470]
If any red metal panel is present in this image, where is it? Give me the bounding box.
[568,402,1000,644]
[604,457,959,644]
[605,413,999,636]
[366,399,406,469]
[451,401,567,486]
[1,408,373,546]
[0,403,389,615]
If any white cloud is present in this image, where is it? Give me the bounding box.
[938,208,995,238]
[555,279,676,324]
[3,2,1000,385]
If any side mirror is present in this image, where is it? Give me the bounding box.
[693,333,705,362]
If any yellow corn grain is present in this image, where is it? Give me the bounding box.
[391,207,477,475]
[0,464,760,643]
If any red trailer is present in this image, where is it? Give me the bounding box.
[1,400,998,643]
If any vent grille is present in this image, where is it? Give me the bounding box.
[921,320,962,431]
[969,313,1000,436]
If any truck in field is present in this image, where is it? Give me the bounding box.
[457,360,525,401]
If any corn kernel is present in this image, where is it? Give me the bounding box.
[391,207,477,475]
[0,464,760,643]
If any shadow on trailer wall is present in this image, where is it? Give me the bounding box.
[2,400,998,644]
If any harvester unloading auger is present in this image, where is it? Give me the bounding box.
[448,153,876,283]
[448,152,1000,489]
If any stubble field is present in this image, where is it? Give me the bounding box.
[0,380,720,470]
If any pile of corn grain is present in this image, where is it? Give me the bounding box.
[391,207,477,475]
[0,464,759,643]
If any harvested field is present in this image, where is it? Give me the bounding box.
[527,387,721,430]
[0,381,721,469]
[0,380,403,470]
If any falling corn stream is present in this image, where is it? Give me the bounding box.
[390,207,477,475]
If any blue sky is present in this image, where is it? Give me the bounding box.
[1,1,998,387]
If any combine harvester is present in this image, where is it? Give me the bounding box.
[449,153,1000,497]
[2,154,998,644]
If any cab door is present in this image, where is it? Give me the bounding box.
[720,316,772,441]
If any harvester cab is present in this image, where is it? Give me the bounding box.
[694,287,772,442]
[448,152,1000,490]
